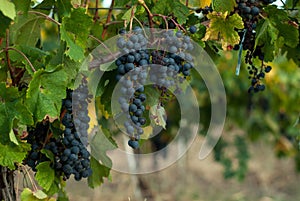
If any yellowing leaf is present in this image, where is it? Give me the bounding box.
[200,0,212,8]
[150,105,167,129]
[203,12,244,50]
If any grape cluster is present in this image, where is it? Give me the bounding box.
[247,64,272,93]
[234,0,275,92]
[72,77,92,146]
[114,28,194,148]
[24,90,92,181]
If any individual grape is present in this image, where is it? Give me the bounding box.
[265,66,272,73]
[128,140,139,149]
[251,6,260,16]
[189,26,197,34]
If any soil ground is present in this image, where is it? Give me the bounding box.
[66,136,300,201]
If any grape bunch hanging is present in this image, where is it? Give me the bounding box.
[234,0,275,93]
[24,80,92,181]
[114,27,195,149]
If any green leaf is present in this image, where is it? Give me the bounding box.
[33,190,48,199]
[0,11,11,37]
[203,12,244,50]
[60,26,84,62]
[88,156,111,188]
[56,0,72,17]
[0,0,16,20]
[152,0,189,24]
[122,6,136,22]
[13,0,31,14]
[144,87,161,107]
[21,188,53,201]
[35,161,55,191]
[12,15,44,47]
[90,128,117,167]
[254,6,299,61]
[25,69,67,122]
[60,8,93,61]
[21,188,41,201]
[212,0,236,13]
[0,142,31,170]
[149,104,167,129]
[0,83,33,143]
[9,129,19,145]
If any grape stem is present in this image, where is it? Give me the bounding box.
[138,0,154,28]
[88,35,117,59]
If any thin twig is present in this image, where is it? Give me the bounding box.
[22,166,38,191]
[186,0,189,7]
[88,35,116,59]
[133,16,149,37]
[1,167,13,201]
[102,0,115,39]
[105,20,124,26]
[153,14,168,29]
[28,11,61,26]
[6,47,36,73]
[129,5,136,31]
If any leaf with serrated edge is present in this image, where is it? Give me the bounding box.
[25,69,67,122]
[203,12,244,50]
[88,156,111,188]
[0,142,30,170]
[35,161,55,191]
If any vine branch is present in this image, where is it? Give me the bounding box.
[6,47,36,73]
[28,11,61,26]
[102,0,115,39]
[138,0,154,28]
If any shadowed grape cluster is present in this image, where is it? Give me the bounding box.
[24,89,92,181]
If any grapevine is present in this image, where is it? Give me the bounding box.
[0,0,299,200]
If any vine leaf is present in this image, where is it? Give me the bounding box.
[212,0,236,13]
[35,161,55,191]
[21,188,55,201]
[203,12,244,50]
[0,142,31,170]
[0,11,11,37]
[25,68,67,122]
[0,0,16,20]
[11,15,44,47]
[60,8,93,61]
[255,5,299,61]
[150,104,167,129]
[88,128,117,188]
[88,156,111,188]
[152,0,189,24]
[0,83,33,143]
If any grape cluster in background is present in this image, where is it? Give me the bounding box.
[114,27,195,149]
[234,0,275,93]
